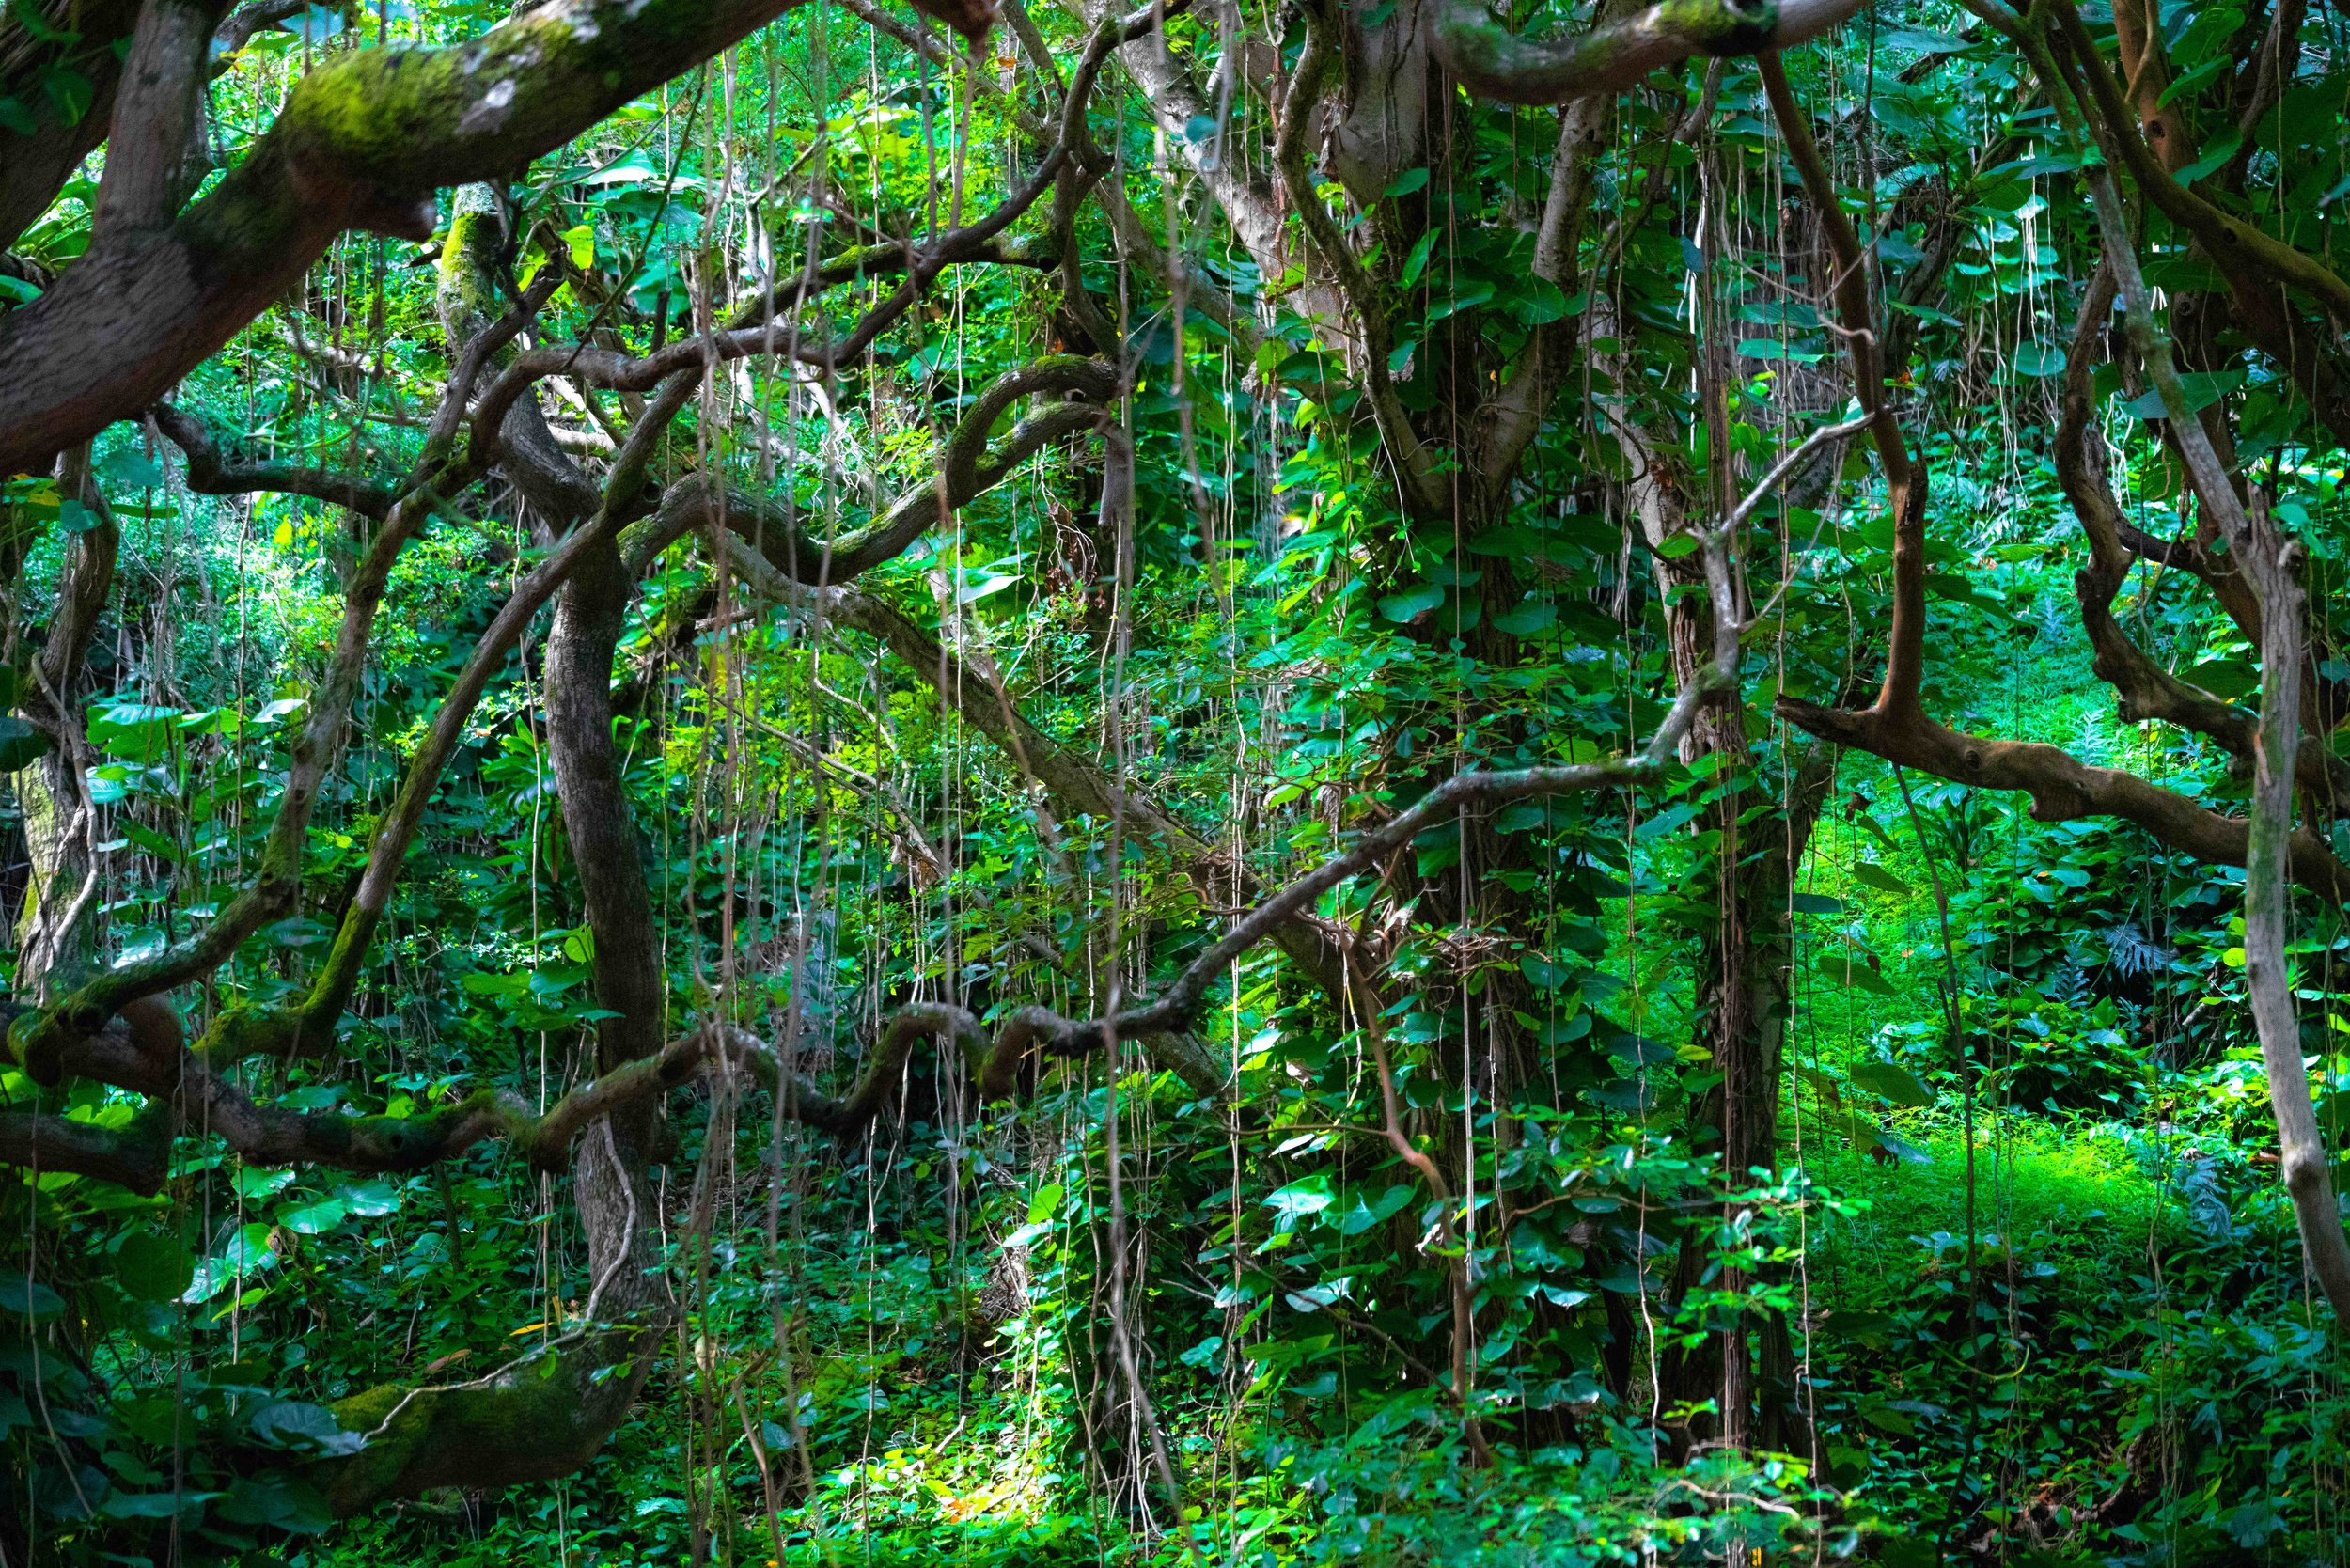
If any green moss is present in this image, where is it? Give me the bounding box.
[310,1323,658,1516]
[1658,0,1778,55]
[435,190,504,337]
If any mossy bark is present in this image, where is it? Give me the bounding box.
[308,1318,664,1515]
[0,0,811,474]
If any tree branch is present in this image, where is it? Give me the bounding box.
[150,402,397,519]
[1,0,963,473]
[10,287,555,1083]
[2047,0,2350,321]
[0,1106,169,1193]
[1758,51,1927,721]
[1433,0,1867,105]
[1277,0,1446,520]
[623,356,1116,581]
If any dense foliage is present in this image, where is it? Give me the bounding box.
[4,0,2350,1562]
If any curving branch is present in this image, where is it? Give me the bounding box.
[1433,0,1866,106]
[150,402,398,520]
[1756,53,1926,720]
[0,0,1009,473]
[0,1105,170,1194]
[953,407,1810,1057]
[9,287,555,1084]
[704,522,1257,1100]
[1475,80,1626,502]
[464,0,1164,472]
[198,375,705,1073]
[11,998,1060,1191]
[623,355,1117,581]
[306,1316,662,1517]
[14,449,124,991]
[466,176,1062,464]
[213,1,334,59]
[2059,271,2256,745]
[756,416,1858,1074]
[92,0,213,241]
[1277,0,1444,519]
[1778,694,2350,895]
[2055,270,2350,808]
[2063,92,2350,1323]
[2044,0,2350,323]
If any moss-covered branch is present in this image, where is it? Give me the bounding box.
[306,1320,663,1517]
[0,1105,170,1192]
[0,0,1002,472]
[1432,0,1865,105]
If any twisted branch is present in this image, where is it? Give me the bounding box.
[1433,0,1867,106]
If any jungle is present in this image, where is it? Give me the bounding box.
[2,0,2349,1562]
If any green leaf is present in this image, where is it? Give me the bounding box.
[462,970,531,996]
[1736,337,1821,364]
[0,715,52,774]
[247,1400,365,1457]
[1426,280,1493,322]
[182,1224,277,1304]
[100,446,163,490]
[40,65,92,127]
[1501,276,1569,326]
[2174,132,2242,186]
[1518,953,1568,990]
[215,1473,335,1533]
[2012,341,2065,378]
[0,1277,66,1319]
[338,1178,403,1217]
[1490,599,1556,635]
[1852,862,1910,895]
[1264,1175,1336,1226]
[1880,25,1970,55]
[102,1492,195,1521]
[1849,1061,1935,1107]
[1399,231,1438,289]
[2185,657,2256,701]
[1377,583,1443,623]
[2124,371,2242,420]
[0,97,38,137]
[1493,801,1552,833]
[87,702,181,763]
[113,1232,194,1302]
[1870,1129,1932,1165]
[123,821,181,864]
[275,1198,346,1236]
[1818,951,1895,996]
[234,1165,295,1200]
[1336,1184,1414,1236]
